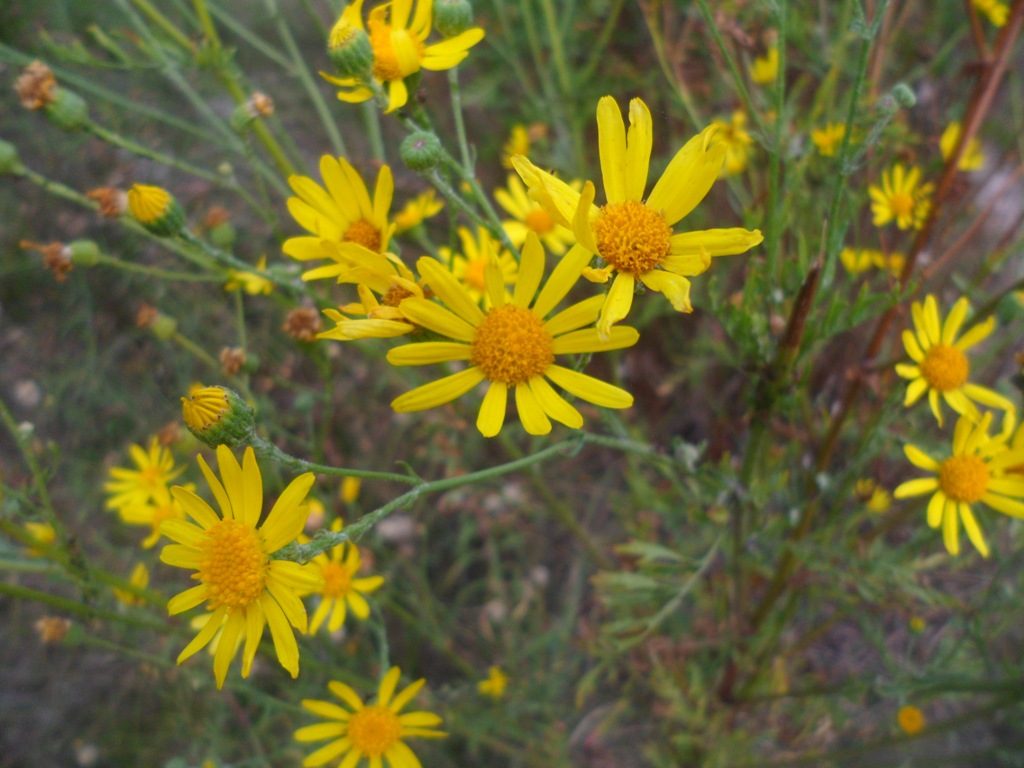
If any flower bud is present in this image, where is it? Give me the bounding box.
[433,0,474,37]
[150,312,178,341]
[328,12,374,79]
[401,131,443,172]
[45,88,89,131]
[181,385,257,449]
[128,184,185,237]
[0,140,22,175]
[68,240,101,267]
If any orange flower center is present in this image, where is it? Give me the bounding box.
[938,454,990,503]
[471,304,554,385]
[524,208,555,234]
[347,705,402,758]
[368,18,424,81]
[321,560,354,598]
[919,343,968,391]
[344,218,382,252]
[381,282,416,307]
[197,519,268,610]
[593,200,672,276]
[462,257,488,293]
[889,192,915,218]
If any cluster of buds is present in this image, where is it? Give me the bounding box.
[14,60,89,131]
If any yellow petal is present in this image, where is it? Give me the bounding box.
[639,270,693,313]
[392,368,486,412]
[387,342,473,366]
[532,243,593,318]
[551,326,639,355]
[515,383,551,435]
[596,96,627,205]
[476,381,508,437]
[624,97,653,202]
[573,181,600,254]
[597,272,635,340]
[529,376,583,429]
[646,124,725,225]
[959,504,989,557]
[417,257,486,327]
[893,477,939,497]
[513,232,545,308]
[397,297,477,342]
[941,296,969,345]
[669,227,763,257]
[544,295,606,337]
[545,365,634,408]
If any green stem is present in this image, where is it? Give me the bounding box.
[93,252,224,283]
[127,0,195,50]
[539,0,572,95]
[765,0,788,285]
[448,66,474,174]
[0,581,167,631]
[252,437,422,486]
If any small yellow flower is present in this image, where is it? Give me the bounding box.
[513,96,763,338]
[972,0,1009,26]
[180,385,256,448]
[119,484,193,548]
[283,156,395,282]
[502,124,532,168]
[296,667,447,767]
[750,46,779,85]
[104,437,185,511]
[495,174,576,255]
[23,521,57,557]
[810,122,847,157]
[477,666,509,699]
[939,122,985,171]
[127,184,184,236]
[897,705,926,735]
[341,477,362,504]
[840,248,904,278]
[224,255,273,295]
[895,295,1016,428]
[909,616,926,633]
[300,519,385,634]
[894,413,1024,557]
[113,563,150,606]
[393,189,443,233]
[321,0,485,113]
[855,479,892,513]
[159,446,322,688]
[441,226,519,306]
[869,164,934,231]
[710,111,754,176]
[387,234,639,437]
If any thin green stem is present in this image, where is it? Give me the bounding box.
[93,253,224,282]
[252,437,423,486]
[539,0,572,95]
[127,0,194,50]
[0,581,167,631]
[765,0,788,285]
[448,66,474,174]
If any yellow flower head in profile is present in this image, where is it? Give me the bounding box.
[750,45,779,85]
[224,255,273,295]
[104,437,184,511]
[896,295,1015,428]
[710,111,754,176]
[477,666,509,699]
[811,122,847,157]
[502,124,531,168]
[972,0,1009,27]
[393,189,443,233]
[897,705,926,736]
[113,562,150,607]
[939,122,986,171]
[440,226,519,306]
[119,484,193,549]
[894,413,1024,557]
[495,174,576,255]
[388,234,638,437]
[300,519,384,634]
[869,164,934,231]
[513,96,763,338]
[283,156,395,282]
[296,667,446,767]
[22,521,57,557]
[159,446,321,689]
[840,248,904,278]
[321,0,485,113]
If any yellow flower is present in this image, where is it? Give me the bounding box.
[502,124,531,168]
[477,666,508,699]
[224,255,273,295]
[939,122,985,171]
[342,477,362,504]
[710,111,754,176]
[283,156,395,282]
[127,183,185,236]
[895,295,1016,428]
[441,226,519,305]
[840,248,904,278]
[113,563,150,607]
[855,479,892,513]
[894,413,1024,557]
[317,247,427,341]
[104,437,184,511]
[321,0,485,113]
[514,97,763,338]
[810,122,847,157]
[393,189,443,233]
[300,519,384,634]
[23,521,56,557]
[119,484,193,548]
[897,705,926,735]
[869,164,934,230]
[750,46,779,85]
[495,174,576,255]
[296,667,446,767]
[972,0,1009,26]
[159,446,321,689]
[388,235,638,436]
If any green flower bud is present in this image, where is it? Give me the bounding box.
[181,386,257,449]
[44,88,89,131]
[891,83,916,109]
[68,240,100,267]
[328,13,374,79]
[401,131,443,172]
[150,312,178,341]
[209,221,237,250]
[128,184,186,237]
[433,0,474,37]
[0,140,22,174]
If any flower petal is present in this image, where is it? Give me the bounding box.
[624,98,653,202]
[532,244,593,319]
[646,124,725,225]
[513,233,545,308]
[516,382,552,435]
[397,297,477,342]
[417,257,486,327]
[597,272,635,340]
[545,365,633,408]
[476,381,508,437]
[596,96,627,205]
[552,326,639,354]
[392,368,486,412]
[262,472,316,552]
[386,342,473,366]
[528,376,583,429]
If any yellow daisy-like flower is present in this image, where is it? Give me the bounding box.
[939,122,985,171]
[321,0,485,113]
[318,247,427,341]
[159,446,320,689]
[897,705,926,736]
[750,46,779,85]
[113,563,150,607]
[868,164,934,231]
[894,413,1024,557]
[224,255,273,295]
[477,666,509,699]
[810,122,847,157]
[301,519,385,634]
[119,484,193,549]
[393,189,443,233]
[440,226,519,306]
[104,437,184,511]
[501,124,531,168]
[710,111,754,175]
[840,248,905,278]
[513,96,764,338]
[22,521,56,557]
[296,667,446,768]
[972,0,1009,26]
[495,174,576,255]
[283,156,395,282]
[388,234,638,437]
[895,295,1016,428]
